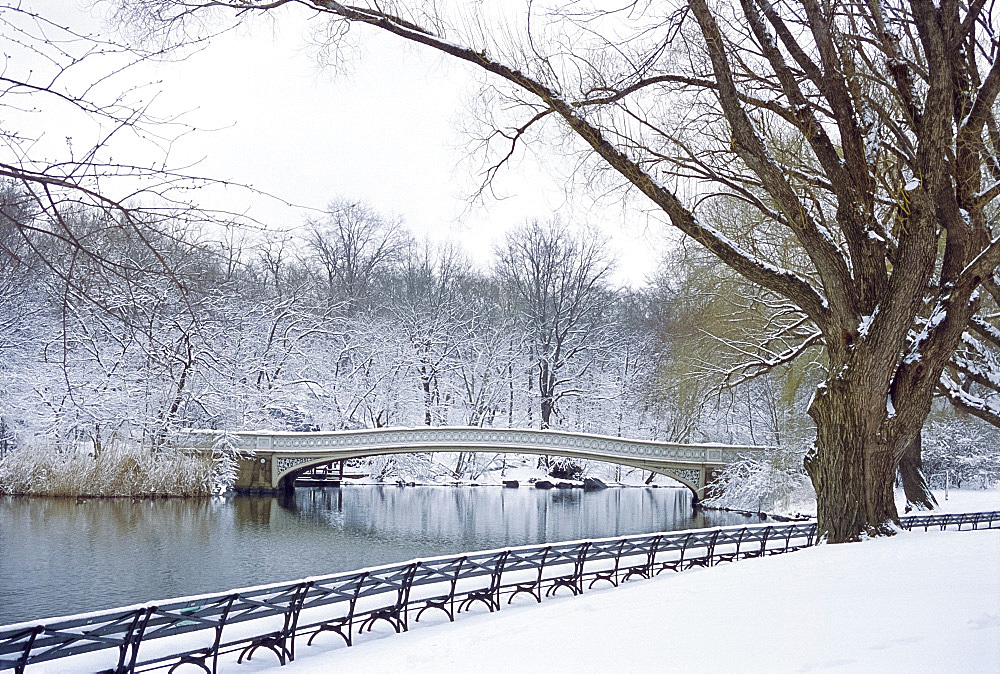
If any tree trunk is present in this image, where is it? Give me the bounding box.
[538,358,552,429]
[93,423,103,459]
[507,361,514,426]
[155,347,192,451]
[806,380,899,543]
[526,368,533,426]
[540,395,553,430]
[898,434,938,512]
[421,374,432,426]
[0,417,8,459]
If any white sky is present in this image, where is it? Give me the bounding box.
[40,2,667,286]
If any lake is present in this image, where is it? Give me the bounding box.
[0,485,761,625]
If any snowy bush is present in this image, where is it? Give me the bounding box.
[367,452,457,482]
[547,458,584,480]
[210,431,253,494]
[703,447,814,513]
[922,419,1000,489]
[0,443,215,497]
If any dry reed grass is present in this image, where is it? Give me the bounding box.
[0,444,215,497]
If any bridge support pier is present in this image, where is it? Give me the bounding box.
[700,467,724,501]
[234,455,278,494]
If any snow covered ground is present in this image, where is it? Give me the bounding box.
[896,486,1000,514]
[227,494,998,673]
[769,485,1000,519]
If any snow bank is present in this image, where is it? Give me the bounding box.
[253,529,1000,673]
[770,487,1000,519]
[901,487,1000,514]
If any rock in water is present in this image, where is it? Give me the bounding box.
[583,477,609,491]
[503,480,519,488]
[534,479,554,489]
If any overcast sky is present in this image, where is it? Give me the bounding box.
[41,2,667,286]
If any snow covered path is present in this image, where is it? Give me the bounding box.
[229,527,999,673]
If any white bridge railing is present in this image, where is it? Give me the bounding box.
[182,426,765,465]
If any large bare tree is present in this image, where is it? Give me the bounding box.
[119,0,1000,542]
[496,218,615,431]
[304,199,407,312]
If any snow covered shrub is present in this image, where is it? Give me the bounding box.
[367,452,456,483]
[548,458,584,480]
[210,431,252,494]
[703,447,813,513]
[922,419,1000,489]
[0,443,215,496]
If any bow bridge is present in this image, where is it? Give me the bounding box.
[180,427,765,500]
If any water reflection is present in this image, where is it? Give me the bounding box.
[0,486,760,625]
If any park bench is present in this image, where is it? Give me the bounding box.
[164,593,238,674]
[713,527,748,564]
[457,551,509,614]
[587,539,626,589]
[505,546,551,604]
[304,572,368,648]
[6,605,158,674]
[98,606,156,674]
[545,542,591,597]
[413,557,467,624]
[652,533,689,574]
[621,535,663,580]
[0,626,41,674]
[358,563,419,635]
[680,529,721,569]
[236,581,312,666]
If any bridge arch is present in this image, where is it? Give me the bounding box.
[272,447,704,498]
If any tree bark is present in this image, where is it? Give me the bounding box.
[540,394,554,429]
[806,380,899,542]
[538,357,553,429]
[420,369,432,426]
[898,434,938,511]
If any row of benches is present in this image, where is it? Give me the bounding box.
[898,509,999,531]
[2,510,996,673]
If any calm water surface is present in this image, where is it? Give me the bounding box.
[0,485,760,624]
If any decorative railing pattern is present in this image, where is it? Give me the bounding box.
[1,510,996,673]
[182,427,763,466]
